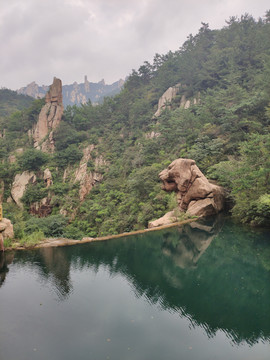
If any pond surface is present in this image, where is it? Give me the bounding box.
[1,216,270,360]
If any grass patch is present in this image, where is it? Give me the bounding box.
[3,238,14,248]
[19,230,45,247]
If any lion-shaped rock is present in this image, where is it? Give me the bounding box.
[149,159,225,228]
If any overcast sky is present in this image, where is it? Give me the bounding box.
[0,0,269,90]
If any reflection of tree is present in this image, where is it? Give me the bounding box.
[13,247,73,301]
[39,247,73,301]
[0,252,14,287]
[8,216,270,346]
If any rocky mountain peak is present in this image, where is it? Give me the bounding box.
[45,77,63,104]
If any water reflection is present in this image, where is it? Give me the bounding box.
[162,215,224,269]
[4,216,270,346]
[0,252,14,287]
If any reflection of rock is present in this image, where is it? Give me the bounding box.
[160,158,225,217]
[162,216,223,269]
[0,252,14,286]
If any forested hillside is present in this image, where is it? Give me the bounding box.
[1,12,270,243]
[0,89,33,125]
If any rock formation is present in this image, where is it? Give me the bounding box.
[160,158,225,216]
[0,218,14,251]
[11,171,36,208]
[43,168,53,188]
[149,159,225,227]
[74,145,106,202]
[154,84,180,117]
[153,84,200,117]
[33,77,64,152]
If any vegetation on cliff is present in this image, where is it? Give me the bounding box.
[1,12,270,240]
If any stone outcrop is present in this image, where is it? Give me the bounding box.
[11,171,36,208]
[180,93,200,109]
[74,145,106,202]
[33,77,64,152]
[0,218,14,251]
[43,168,53,188]
[145,131,161,139]
[154,84,180,117]
[154,84,200,117]
[159,158,225,217]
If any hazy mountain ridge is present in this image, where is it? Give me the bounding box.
[17,76,125,107]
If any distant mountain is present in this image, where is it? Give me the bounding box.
[17,76,125,107]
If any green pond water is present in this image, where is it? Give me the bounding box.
[0,216,270,360]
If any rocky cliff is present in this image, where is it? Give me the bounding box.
[17,76,124,107]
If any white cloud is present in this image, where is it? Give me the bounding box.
[0,0,269,89]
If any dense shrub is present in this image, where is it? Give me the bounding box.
[18,149,49,171]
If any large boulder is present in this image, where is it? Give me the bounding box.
[33,77,64,152]
[0,218,14,251]
[159,158,225,217]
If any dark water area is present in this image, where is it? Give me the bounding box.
[1,216,270,360]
